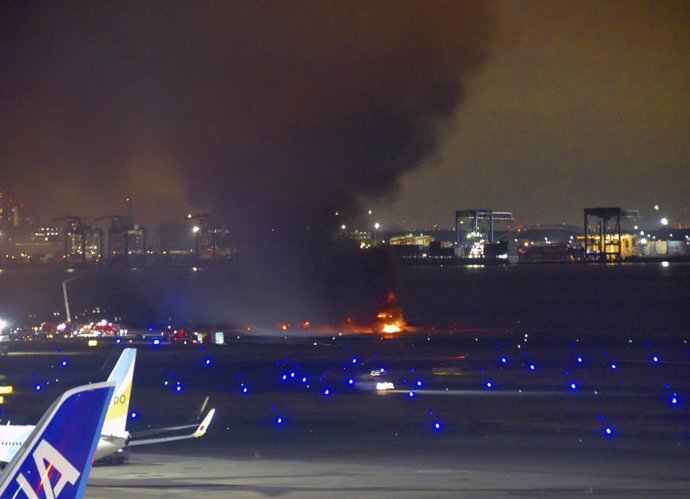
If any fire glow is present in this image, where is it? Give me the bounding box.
[254,293,412,336]
[374,292,407,334]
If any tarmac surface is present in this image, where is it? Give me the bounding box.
[88,448,690,498]
[3,337,690,498]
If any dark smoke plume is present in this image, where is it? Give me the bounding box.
[0,1,495,326]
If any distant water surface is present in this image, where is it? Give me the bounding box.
[0,262,688,337]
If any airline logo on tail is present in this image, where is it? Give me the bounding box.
[15,440,80,499]
[0,381,115,499]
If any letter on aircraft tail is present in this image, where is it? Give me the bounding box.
[0,381,115,499]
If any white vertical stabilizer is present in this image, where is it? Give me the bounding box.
[102,348,136,438]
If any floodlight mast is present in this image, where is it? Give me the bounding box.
[62,273,87,324]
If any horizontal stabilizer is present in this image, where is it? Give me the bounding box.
[129,409,215,447]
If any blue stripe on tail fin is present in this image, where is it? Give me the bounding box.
[0,381,115,499]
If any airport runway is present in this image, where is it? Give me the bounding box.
[88,449,690,498]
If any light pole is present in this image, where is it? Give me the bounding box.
[62,272,88,324]
[193,226,201,265]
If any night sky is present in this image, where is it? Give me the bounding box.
[0,0,688,234]
[373,0,690,229]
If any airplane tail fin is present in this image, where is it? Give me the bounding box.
[0,381,115,499]
[103,348,136,437]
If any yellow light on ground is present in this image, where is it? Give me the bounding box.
[0,396,4,404]
[88,339,98,347]
[0,386,13,395]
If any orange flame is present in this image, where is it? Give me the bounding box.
[374,292,406,334]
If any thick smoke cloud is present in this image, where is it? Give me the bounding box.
[0,1,494,325]
[1,0,493,229]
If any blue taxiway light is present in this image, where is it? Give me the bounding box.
[61,360,68,367]
[570,383,577,391]
[34,384,42,392]
[604,427,613,436]
[433,422,441,430]
[130,411,138,419]
[323,389,331,396]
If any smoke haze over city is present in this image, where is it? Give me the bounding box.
[1,1,688,233]
[0,0,495,236]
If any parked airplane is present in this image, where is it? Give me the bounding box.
[0,348,215,465]
[0,381,115,499]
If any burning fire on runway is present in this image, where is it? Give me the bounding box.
[372,292,406,334]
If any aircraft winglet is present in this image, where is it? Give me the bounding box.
[0,381,115,499]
